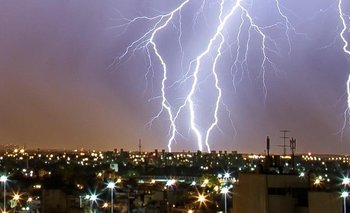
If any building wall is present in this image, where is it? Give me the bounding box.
[295,206,308,213]
[41,189,67,213]
[233,173,343,213]
[42,190,84,213]
[267,175,308,188]
[233,173,268,213]
[267,174,308,213]
[308,192,342,213]
[66,196,84,213]
[268,195,296,213]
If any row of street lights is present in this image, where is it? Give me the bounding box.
[0,174,230,213]
[0,175,34,213]
[0,174,114,213]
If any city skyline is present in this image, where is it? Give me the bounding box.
[0,0,350,154]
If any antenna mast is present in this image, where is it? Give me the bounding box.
[280,130,289,156]
[290,137,297,171]
[138,139,142,154]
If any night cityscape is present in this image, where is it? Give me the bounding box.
[1,142,350,213]
[1,0,350,212]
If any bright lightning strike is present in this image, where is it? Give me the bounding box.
[188,0,241,152]
[114,1,191,152]
[338,0,350,109]
[113,0,302,152]
[337,0,350,135]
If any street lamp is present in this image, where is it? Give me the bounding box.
[27,197,33,203]
[0,175,7,213]
[341,177,350,213]
[196,193,207,208]
[107,182,116,213]
[166,179,176,187]
[198,194,206,203]
[314,178,321,186]
[89,194,98,213]
[221,187,229,213]
[13,193,20,201]
[343,177,350,186]
[12,193,20,213]
[341,191,348,213]
[224,173,230,179]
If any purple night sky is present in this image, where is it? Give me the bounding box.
[0,0,349,154]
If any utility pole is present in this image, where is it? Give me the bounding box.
[138,139,142,154]
[280,130,289,156]
[266,136,270,157]
[290,137,297,171]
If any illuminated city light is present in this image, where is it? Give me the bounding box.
[107,182,116,189]
[0,175,7,213]
[2,148,350,212]
[12,193,20,201]
[198,195,205,202]
[0,176,7,183]
[341,191,349,213]
[314,179,321,186]
[221,187,229,194]
[166,179,176,187]
[196,193,207,206]
[224,172,230,179]
[107,182,116,213]
[343,177,350,186]
[203,179,209,185]
[89,194,98,202]
[221,186,230,213]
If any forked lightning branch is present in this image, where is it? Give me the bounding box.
[114,0,350,152]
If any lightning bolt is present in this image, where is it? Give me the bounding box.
[114,0,191,152]
[148,1,193,152]
[201,0,292,151]
[338,0,350,109]
[337,0,350,137]
[114,0,298,152]
[185,0,240,152]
